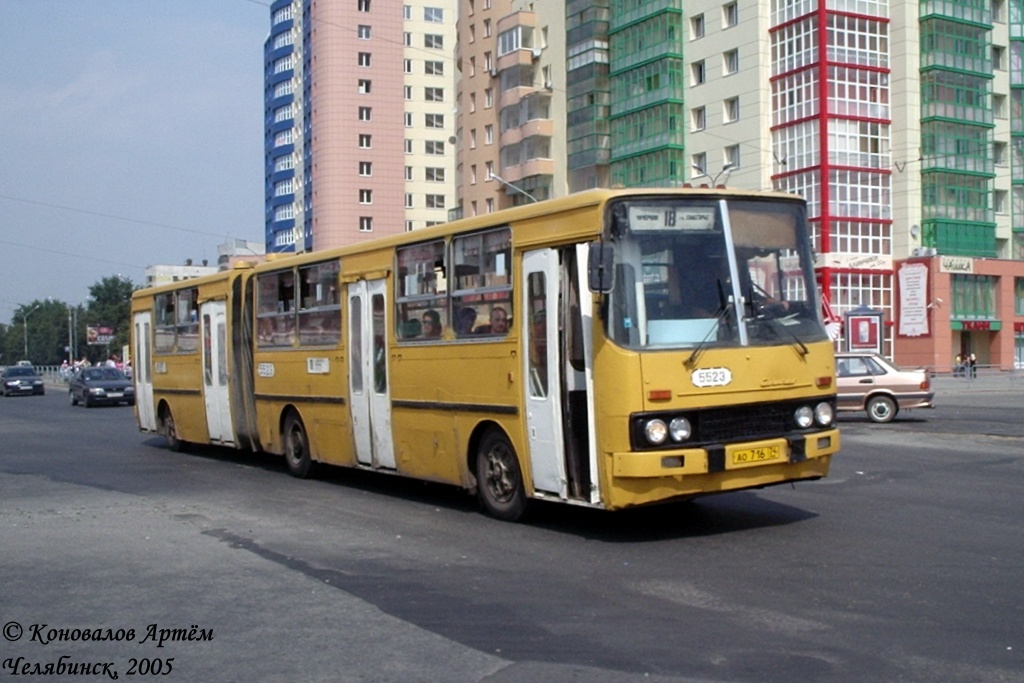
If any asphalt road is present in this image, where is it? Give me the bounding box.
[1,383,1022,683]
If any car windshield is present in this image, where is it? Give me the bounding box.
[84,368,127,381]
[5,367,35,377]
[602,196,828,351]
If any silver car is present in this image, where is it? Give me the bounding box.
[836,352,935,423]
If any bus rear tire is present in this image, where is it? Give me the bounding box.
[283,413,314,478]
[162,406,188,452]
[475,430,528,522]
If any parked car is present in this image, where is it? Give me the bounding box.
[68,366,135,407]
[835,352,934,423]
[1,365,45,396]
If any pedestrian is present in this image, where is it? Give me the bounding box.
[954,354,963,377]
[969,352,977,378]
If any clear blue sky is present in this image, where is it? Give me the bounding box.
[0,0,269,323]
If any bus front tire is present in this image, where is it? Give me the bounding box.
[283,413,314,478]
[475,430,528,522]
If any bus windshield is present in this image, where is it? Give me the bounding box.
[604,197,827,350]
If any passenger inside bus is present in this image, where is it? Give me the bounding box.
[455,307,477,336]
[422,310,442,338]
[474,306,509,335]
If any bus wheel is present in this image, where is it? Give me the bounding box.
[866,395,897,423]
[162,407,187,452]
[283,413,314,478]
[475,430,528,522]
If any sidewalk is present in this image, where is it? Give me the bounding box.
[930,369,1023,393]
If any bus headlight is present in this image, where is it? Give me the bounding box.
[794,405,814,429]
[815,402,834,426]
[644,419,668,445]
[669,417,692,442]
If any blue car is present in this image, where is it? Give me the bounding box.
[1,365,45,396]
[69,367,135,407]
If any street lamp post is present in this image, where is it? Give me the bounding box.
[21,304,41,361]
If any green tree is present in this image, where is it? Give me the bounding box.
[82,275,135,363]
[3,300,73,366]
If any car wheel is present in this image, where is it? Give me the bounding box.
[475,429,529,522]
[866,395,897,423]
[83,394,93,408]
[69,390,78,406]
[283,412,314,478]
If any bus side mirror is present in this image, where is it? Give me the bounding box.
[588,242,615,293]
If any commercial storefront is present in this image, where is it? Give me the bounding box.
[893,256,1024,372]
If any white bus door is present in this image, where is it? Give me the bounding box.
[201,300,234,445]
[522,250,567,498]
[132,311,156,432]
[348,279,396,469]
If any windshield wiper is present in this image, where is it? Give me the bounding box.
[685,293,732,367]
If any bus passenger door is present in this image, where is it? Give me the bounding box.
[132,311,156,432]
[201,300,234,445]
[522,250,567,498]
[348,279,396,470]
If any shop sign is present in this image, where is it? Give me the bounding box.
[939,256,974,274]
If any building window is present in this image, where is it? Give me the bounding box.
[426,167,445,182]
[498,27,521,56]
[405,112,413,127]
[725,144,740,168]
[358,0,370,11]
[404,58,412,74]
[425,140,445,155]
[405,139,413,154]
[691,60,705,86]
[358,25,371,39]
[425,60,444,75]
[425,113,445,128]
[359,134,372,148]
[358,79,372,94]
[690,14,704,40]
[485,88,494,108]
[359,161,372,176]
[995,189,1008,213]
[404,32,411,46]
[483,18,491,37]
[359,217,373,232]
[723,49,738,75]
[404,85,413,100]
[723,2,738,28]
[691,106,706,131]
[405,193,414,208]
[359,189,373,204]
[425,87,444,101]
[358,52,371,67]
[425,34,444,49]
[405,166,413,181]
[403,5,411,20]
[724,97,739,123]
[691,152,707,178]
[424,7,443,22]
[273,55,295,74]
[485,124,493,144]
[359,106,372,122]
[426,194,445,209]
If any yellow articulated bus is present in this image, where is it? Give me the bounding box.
[131,188,840,521]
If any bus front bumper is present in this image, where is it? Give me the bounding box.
[612,429,840,479]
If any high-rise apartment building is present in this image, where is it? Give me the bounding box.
[455,0,566,215]
[265,0,1024,370]
[263,0,458,252]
